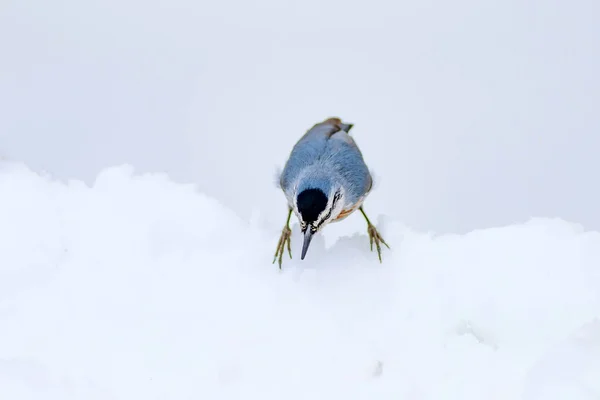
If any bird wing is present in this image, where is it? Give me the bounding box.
[326,133,373,203]
[279,120,340,191]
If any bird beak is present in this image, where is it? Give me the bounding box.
[301,228,314,260]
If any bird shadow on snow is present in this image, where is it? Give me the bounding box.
[277,215,395,272]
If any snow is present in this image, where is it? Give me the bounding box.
[1,161,599,399]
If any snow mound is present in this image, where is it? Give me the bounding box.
[1,162,599,399]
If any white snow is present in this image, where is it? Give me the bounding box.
[1,161,599,399]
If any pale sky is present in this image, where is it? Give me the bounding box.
[1,0,599,234]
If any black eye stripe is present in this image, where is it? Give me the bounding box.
[316,191,341,229]
[333,191,341,204]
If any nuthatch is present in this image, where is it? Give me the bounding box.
[273,117,389,268]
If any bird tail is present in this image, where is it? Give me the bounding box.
[322,117,354,134]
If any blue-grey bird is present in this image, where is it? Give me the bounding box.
[273,117,389,268]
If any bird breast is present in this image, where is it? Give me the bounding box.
[332,197,365,222]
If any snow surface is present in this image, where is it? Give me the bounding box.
[1,161,600,399]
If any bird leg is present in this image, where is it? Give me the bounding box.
[273,207,293,269]
[359,206,390,262]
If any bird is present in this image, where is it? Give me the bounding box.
[273,117,389,268]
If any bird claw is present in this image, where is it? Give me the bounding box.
[367,224,390,263]
[273,225,292,269]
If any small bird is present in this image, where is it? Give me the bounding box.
[273,117,389,268]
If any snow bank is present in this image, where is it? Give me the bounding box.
[0,162,599,399]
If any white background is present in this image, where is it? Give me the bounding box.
[1,0,599,234]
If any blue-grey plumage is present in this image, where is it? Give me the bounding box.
[273,117,389,268]
[280,119,372,216]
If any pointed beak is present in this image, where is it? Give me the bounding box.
[300,228,314,260]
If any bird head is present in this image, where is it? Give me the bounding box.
[294,185,345,260]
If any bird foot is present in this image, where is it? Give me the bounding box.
[367,224,390,262]
[273,225,292,269]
